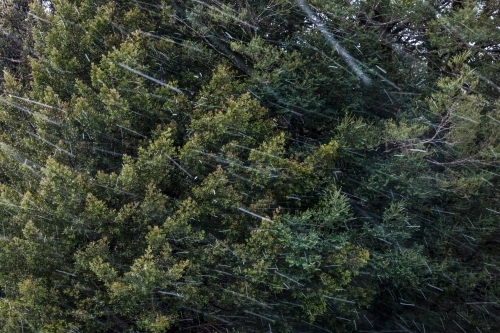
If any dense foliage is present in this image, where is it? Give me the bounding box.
[1,0,500,332]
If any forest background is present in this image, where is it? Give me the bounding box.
[0,0,500,332]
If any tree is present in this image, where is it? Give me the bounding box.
[0,0,500,332]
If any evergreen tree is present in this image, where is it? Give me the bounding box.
[0,0,499,332]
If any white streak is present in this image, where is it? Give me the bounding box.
[118,63,183,94]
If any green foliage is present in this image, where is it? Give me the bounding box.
[0,0,500,332]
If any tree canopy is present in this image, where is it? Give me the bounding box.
[1,0,500,332]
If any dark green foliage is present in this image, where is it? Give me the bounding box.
[1,0,500,332]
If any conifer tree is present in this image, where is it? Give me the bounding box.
[0,0,499,332]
